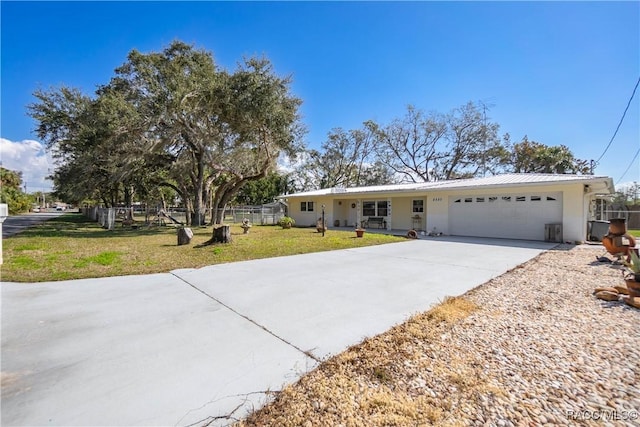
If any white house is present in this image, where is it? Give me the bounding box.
[278,173,615,242]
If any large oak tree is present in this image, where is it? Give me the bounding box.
[29,41,304,227]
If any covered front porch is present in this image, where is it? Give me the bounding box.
[326,225,432,239]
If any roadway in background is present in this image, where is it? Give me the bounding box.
[2,211,65,238]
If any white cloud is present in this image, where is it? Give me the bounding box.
[0,138,54,192]
[277,152,308,174]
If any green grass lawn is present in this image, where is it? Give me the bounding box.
[2,213,406,282]
[628,229,640,237]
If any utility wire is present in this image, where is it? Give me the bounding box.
[595,76,640,165]
[615,146,640,185]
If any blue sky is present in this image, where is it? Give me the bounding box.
[1,1,638,192]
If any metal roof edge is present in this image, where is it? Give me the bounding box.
[426,176,614,193]
[277,174,615,198]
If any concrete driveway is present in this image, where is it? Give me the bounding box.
[1,237,556,426]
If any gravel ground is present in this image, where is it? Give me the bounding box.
[236,244,640,427]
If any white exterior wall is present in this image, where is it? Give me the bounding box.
[425,195,447,235]
[285,181,592,241]
[289,196,364,228]
[289,193,428,229]
[562,184,589,242]
[390,197,411,229]
[288,196,334,227]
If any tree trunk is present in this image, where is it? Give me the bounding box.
[177,227,194,245]
[191,212,206,226]
[160,191,167,211]
[192,150,208,227]
[212,225,232,243]
[185,197,193,226]
[124,185,132,210]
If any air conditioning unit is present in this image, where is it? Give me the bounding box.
[545,223,563,243]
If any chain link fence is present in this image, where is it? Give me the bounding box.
[595,209,640,229]
[82,202,287,229]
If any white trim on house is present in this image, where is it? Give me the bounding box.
[279,174,615,242]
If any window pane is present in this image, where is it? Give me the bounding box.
[363,201,375,216]
[412,200,424,213]
[377,200,388,216]
[300,202,306,212]
[307,201,314,212]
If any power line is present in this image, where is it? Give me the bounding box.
[615,146,640,185]
[595,76,640,165]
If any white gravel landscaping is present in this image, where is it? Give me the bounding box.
[452,244,639,426]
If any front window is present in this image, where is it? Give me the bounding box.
[300,201,314,212]
[412,200,424,213]
[377,201,388,216]
[363,201,376,216]
[363,200,388,216]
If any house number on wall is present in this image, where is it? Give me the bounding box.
[432,197,443,202]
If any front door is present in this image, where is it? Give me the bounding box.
[348,201,358,227]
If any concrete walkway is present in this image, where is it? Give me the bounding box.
[1,237,556,426]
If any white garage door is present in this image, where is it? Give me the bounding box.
[449,192,563,241]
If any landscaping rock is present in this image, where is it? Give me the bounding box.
[177,227,194,245]
[594,291,620,302]
[593,287,619,294]
[614,285,630,295]
[623,296,640,309]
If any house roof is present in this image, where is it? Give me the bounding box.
[279,173,615,198]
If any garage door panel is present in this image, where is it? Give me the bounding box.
[449,193,562,241]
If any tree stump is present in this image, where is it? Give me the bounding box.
[177,227,194,246]
[212,225,232,243]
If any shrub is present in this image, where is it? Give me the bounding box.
[277,216,295,228]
